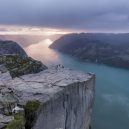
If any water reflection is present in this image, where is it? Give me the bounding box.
[25,39,59,65]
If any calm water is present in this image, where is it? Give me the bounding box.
[24,39,129,129]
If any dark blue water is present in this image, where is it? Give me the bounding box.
[25,39,129,129]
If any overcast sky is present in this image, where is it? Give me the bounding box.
[0,0,129,32]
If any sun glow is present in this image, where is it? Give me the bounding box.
[0,25,73,36]
[25,39,59,65]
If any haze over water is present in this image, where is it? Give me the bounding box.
[18,37,129,129]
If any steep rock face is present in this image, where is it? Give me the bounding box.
[0,66,95,129]
[0,40,27,57]
[34,77,95,129]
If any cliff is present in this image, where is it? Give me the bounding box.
[50,33,129,69]
[0,40,95,129]
[0,66,95,129]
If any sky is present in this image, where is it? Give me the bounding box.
[0,0,129,33]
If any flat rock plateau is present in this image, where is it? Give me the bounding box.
[0,66,95,129]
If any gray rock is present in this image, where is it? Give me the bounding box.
[0,114,14,129]
[0,66,95,129]
[0,86,19,115]
[0,65,8,73]
[0,123,6,129]
[0,114,14,124]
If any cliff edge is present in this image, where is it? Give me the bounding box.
[0,40,95,129]
[0,66,95,129]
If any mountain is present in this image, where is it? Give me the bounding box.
[0,40,47,77]
[50,33,129,69]
[0,40,27,57]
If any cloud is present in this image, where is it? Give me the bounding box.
[0,0,129,32]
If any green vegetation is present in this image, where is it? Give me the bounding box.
[6,113,25,129]
[25,100,41,129]
[5,101,41,129]
[0,55,47,78]
[6,101,41,129]
[25,100,41,112]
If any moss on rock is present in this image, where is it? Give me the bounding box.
[25,100,40,113]
[4,101,41,129]
[6,113,25,129]
[0,55,47,78]
[24,100,41,129]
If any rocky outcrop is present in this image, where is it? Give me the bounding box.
[0,66,95,129]
[0,40,47,78]
[0,114,14,129]
[0,40,27,57]
[0,85,19,115]
[0,55,47,78]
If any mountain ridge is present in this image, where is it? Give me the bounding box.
[50,33,129,69]
[0,40,27,57]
